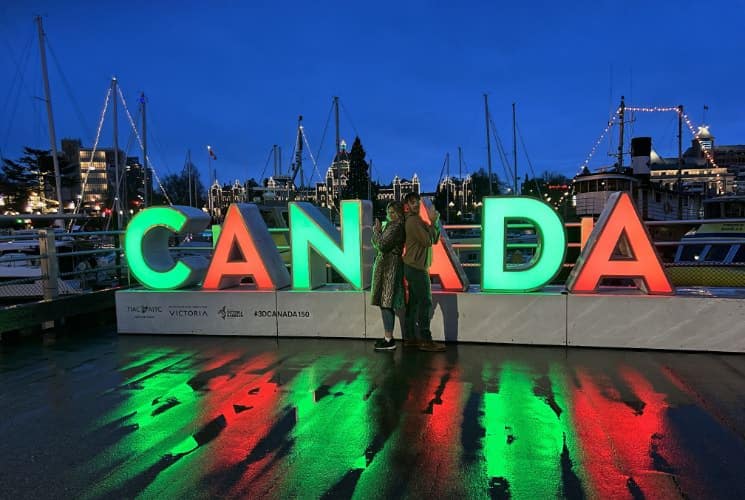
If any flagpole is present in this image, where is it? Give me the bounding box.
[207,145,213,218]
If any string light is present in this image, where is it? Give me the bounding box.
[71,87,112,222]
[625,106,720,169]
[579,105,722,179]
[117,86,173,205]
[577,107,621,175]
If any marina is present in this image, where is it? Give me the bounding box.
[2,4,745,499]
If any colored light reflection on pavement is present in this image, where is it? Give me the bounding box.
[1,331,745,499]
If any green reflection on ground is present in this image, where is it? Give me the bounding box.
[276,356,374,498]
[481,362,568,498]
[82,349,200,499]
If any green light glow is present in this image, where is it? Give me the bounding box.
[211,224,221,248]
[482,362,567,497]
[290,201,364,289]
[276,356,373,498]
[86,350,199,498]
[481,197,566,292]
[124,206,208,290]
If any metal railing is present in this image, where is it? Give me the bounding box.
[0,228,127,301]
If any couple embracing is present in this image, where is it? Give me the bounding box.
[369,192,446,352]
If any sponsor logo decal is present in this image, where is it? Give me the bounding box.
[218,306,244,319]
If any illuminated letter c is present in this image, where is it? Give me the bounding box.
[124,206,211,290]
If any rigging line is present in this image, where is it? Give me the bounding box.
[515,120,541,198]
[122,106,140,156]
[578,107,620,175]
[70,86,111,227]
[489,115,514,188]
[436,153,448,185]
[0,31,35,157]
[514,118,538,180]
[300,127,322,183]
[45,36,92,140]
[259,145,274,182]
[339,100,378,186]
[142,106,174,176]
[340,101,361,139]
[657,112,677,154]
[116,86,172,204]
[0,27,34,116]
[315,99,334,170]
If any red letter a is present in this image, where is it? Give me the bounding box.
[567,192,673,294]
[203,204,290,290]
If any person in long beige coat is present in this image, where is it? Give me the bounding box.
[370,201,406,351]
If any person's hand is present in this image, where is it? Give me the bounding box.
[373,218,382,232]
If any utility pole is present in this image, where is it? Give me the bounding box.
[35,16,63,219]
[484,94,493,195]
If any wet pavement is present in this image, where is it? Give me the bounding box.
[1,329,745,499]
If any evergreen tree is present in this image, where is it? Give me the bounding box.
[343,136,371,200]
[1,147,75,212]
[157,167,206,207]
[470,167,500,202]
[1,154,35,212]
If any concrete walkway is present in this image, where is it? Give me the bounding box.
[1,328,744,498]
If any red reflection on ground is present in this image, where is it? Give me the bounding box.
[197,352,283,485]
[400,357,464,495]
[570,366,677,498]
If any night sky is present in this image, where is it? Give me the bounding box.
[2,0,744,192]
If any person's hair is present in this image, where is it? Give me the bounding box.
[404,192,421,203]
[386,201,405,219]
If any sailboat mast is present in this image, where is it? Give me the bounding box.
[273,145,278,177]
[334,96,340,154]
[187,150,193,207]
[294,115,304,188]
[112,77,122,229]
[458,146,463,213]
[617,96,625,169]
[141,92,148,207]
[484,94,493,195]
[677,104,684,218]
[447,153,452,223]
[35,16,63,216]
[512,102,517,195]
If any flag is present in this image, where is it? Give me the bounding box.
[208,147,217,160]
